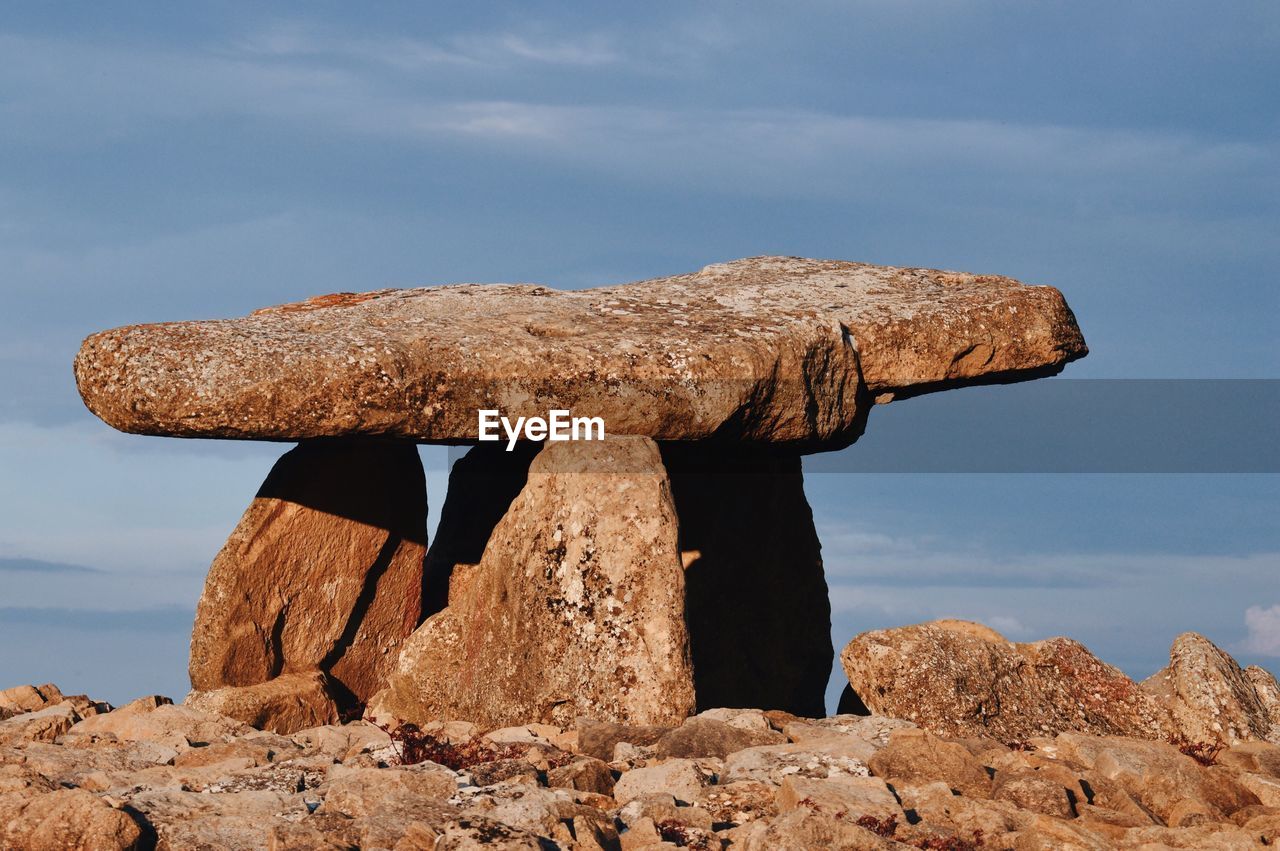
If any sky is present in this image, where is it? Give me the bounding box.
[0,1,1277,708]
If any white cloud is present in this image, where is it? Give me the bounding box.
[234,23,620,70]
[1243,604,1280,656]
[2,27,1271,207]
[985,615,1031,637]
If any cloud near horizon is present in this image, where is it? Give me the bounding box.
[1243,605,1280,657]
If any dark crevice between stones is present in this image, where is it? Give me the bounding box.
[266,602,290,680]
[837,683,871,716]
[661,442,832,717]
[420,442,540,620]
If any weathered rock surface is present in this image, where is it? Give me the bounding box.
[372,437,695,728]
[662,443,832,716]
[1144,632,1280,745]
[184,671,341,734]
[68,695,251,750]
[75,256,1086,447]
[841,619,1174,741]
[8,664,1280,849]
[189,440,427,710]
[0,788,145,851]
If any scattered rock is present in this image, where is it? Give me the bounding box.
[185,671,342,734]
[69,695,250,750]
[374,437,695,728]
[0,788,144,851]
[991,768,1076,818]
[0,702,84,746]
[189,440,428,710]
[577,718,673,761]
[841,619,1174,740]
[696,779,778,828]
[866,728,993,798]
[0,684,67,715]
[722,740,872,785]
[614,759,712,805]
[654,715,784,760]
[777,774,902,821]
[6,668,1280,848]
[290,720,390,763]
[546,756,615,795]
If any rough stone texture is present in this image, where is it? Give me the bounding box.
[0,788,144,851]
[1246,666,1280,738]
[1144,632,1280,745]
[777,774,902,821]
[0,684,66,716]
[613,759,711,805]
[189,440,427,708]
[575,718,673,761]
[840,619,1174,741]
[9,664,1280,849]
[184,671,341,734]
[867,728,993,798]
[75,256,1087,448]
[0,702,91,746]
[68,695,251,750]
[373,437,695,728]
[722,740,874,785]
[654,715,785,760]
[661,443,832,716]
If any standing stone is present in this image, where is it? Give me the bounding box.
[189,440,427,712]
[661,444,832,716]
[372,437,694,728]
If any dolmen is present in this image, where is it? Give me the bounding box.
[74,256,1086,733]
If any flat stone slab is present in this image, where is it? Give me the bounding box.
[75,256,1085,447]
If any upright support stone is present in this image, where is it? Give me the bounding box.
[661,444,832,717]
[372,437,695,728]
[188,440,427,716]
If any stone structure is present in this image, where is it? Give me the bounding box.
[74,256,1087,732]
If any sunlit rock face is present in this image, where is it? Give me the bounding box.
[74,256,1085,449]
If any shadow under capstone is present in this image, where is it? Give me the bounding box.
[421,440,833,718]
[660,442,833,718]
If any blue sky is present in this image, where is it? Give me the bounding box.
[1,2,1277,706]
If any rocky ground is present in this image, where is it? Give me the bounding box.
[4,623,1280,850]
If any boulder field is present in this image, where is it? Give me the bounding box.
[70,256,1088,733]
[3,625,1280,849]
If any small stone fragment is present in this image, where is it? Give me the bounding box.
[184,671,342,735]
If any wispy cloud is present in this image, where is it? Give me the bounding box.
[2,27,1270,205]
[235,23,621,70]
[0,606,192,632]
[0,556,97,574]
